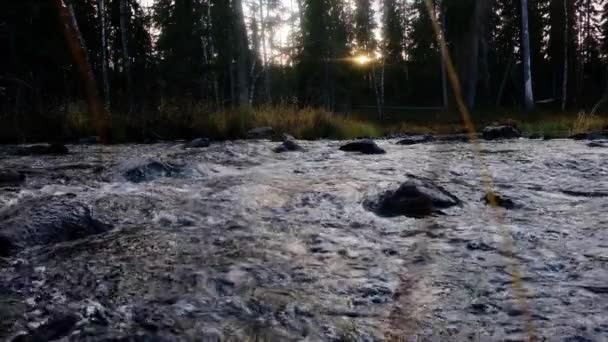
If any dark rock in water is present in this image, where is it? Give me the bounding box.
[273,139,303,153]
[436,134,471,143]
[482,192,517,209]
[123,160,184,183]
[587,140,608,148]
[339,139,386,155]
[528,133,542,139]
[247,126,274,139]
[0,170,25,185]
[396,134,434,145]
[569,131,608,140]
[543,135,557,140]
[78,136,100,144]
[364,179,460,218]
[281,133,296,142]
[0,195,111,256]
[482,126,521,140]
[184,137,210,148]
[466,241,494,251]
[14,143,69,156]
[15,311,80,341]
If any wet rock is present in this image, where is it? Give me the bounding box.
[482,126,521,140]
[123,160,184,183]
[527,133,542,139]
[78,136,100,144]
[0,170,25,185]
[14,144,69,156]
[183,138,210,148]
[247,126,274,139]
[0,195,111,256]
[482,192,517,209]
[364,179,460,218]
[281,133,296,142]
[466,241,494,251]
[15,311,79,341]
[339,139,386,155]
[273,139,303,153]
[587,141,608,148]
[569,131,608,140]
[396,134,434,145]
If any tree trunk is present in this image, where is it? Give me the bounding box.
[97,0,110,111]
[440,1,448,108]
[52,0,107,141]
[259,0,272,103]
[521,0,535,110]
[462,0,492,109]
[232,0,249,107]
[561,0,568,111]
[119,0,133,112]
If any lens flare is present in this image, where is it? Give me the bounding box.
[354,55,372,65]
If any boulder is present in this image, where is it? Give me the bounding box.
[246,127,274,139]
[0,195,111,256]
[14,143,69,156]
[396,134,434,145]
[184,138,210,148]
[123,160,185,183]
[482,126,521,140]
[570,131,608,140]
[0,170,25,185]
[273,139,303,153]
[339,139,386,155]
[364,179,460,218]
[482,191,516,209]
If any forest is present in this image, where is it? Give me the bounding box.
[1,0,608,142]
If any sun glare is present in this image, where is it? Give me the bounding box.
[355,55,372,65]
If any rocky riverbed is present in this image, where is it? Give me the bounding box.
[0,138,607,341]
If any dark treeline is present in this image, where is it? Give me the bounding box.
[1,0,608,141]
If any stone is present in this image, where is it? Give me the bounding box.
[0,170,25,185]
[123,160,185,183]
[273,139,303,153]
[339,140,386,155]
[482,192,517,209]
[396,134,434,145]
[364,179,460,218]
[0,195,111,256]
[436,134,471,143]
[16,311,79,341]
[14,144,69,156]
[482,126,521,140]
[569,131,608,140]
[184,138,210,148]
[246,127,274,139]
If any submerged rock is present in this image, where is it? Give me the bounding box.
[482,126,521,140]
[587,140,608,148]
[339,139,386,155]
[482,191,517,209]
[14,143,69,156]
[247,127,275,139]
[274,139,303,153]
[15,311,80,341]
[0,195,111,256]
[396,134,435,145]
[364,179,460,218]
[0,170,25,185]
[123,160,185,183]
[184,137,210,148]
[436,134,471,143]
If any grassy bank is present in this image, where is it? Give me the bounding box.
[1,102,607,143]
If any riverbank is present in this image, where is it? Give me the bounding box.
[1,104,607,143]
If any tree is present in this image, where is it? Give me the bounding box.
[119,0,134,112]
[232,0,250,107]
[521,0,535,110]
[97,0,110,110]
[354,0,376,52]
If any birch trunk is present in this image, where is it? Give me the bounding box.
[521,0,535,110]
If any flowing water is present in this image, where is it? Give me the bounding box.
[0,139,607,341]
